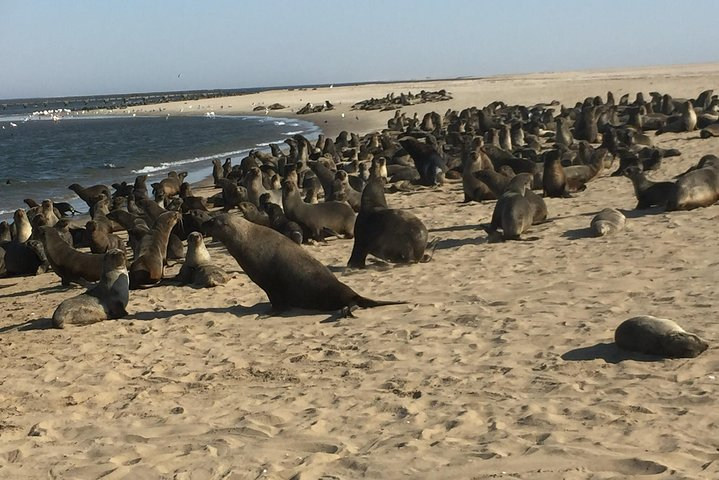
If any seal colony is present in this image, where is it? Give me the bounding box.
[2,68,719,478]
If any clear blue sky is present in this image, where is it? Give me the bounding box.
[1,0,718,99]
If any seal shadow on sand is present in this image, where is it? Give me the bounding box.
[125,303,343,324]
[562,342,665,363]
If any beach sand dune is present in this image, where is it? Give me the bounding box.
[1,64,718,479]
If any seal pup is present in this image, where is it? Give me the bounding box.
[348,178,433,268]
[282,180,355,240]
[590,208,625,236]
[622,166,675,209]
[615,316,708,358]
[175,232,229,288]
[52,249,129,329]
[487,173,547,241]
[330,170,362,212]
[129,211,181,289]
[36,226,104,286]
[204,213,404,314]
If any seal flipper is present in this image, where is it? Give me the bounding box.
[352,296,407,309]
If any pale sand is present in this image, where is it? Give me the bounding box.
[1,64,719,479]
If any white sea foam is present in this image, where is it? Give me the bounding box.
[283,130,305,136]
[273,121,286,126]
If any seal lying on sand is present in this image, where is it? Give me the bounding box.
[175,232,229,288]
[348,178,434,268]
[52,249,129,328]
[615,316,708,358]
[204,213,404,314]
[622,166,675,209]
[590,208,625,236]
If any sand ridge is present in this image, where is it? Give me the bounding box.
[1,64,718,479]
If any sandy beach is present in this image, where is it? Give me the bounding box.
[1,63,719,479]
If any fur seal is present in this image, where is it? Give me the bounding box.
[175,232,229,288]
[622,166,675,209]
[0,221,11,243]
[12,209,32,243]
[615,316,708,358]
[68,183,111,208]
[261,200,304,245]
[129,211,181,289]
[36,226,104,286]
[398,136,446,186]
[666,157,719,211]
[238,202,271,227]
[86,220,126,253]
[52,249,129,328]
[282,180,355,240]
[656,100,697,135]
[204,213,404,313]
[590,208,625,236]
[348,178,433,268]
[542,150,570,198]
[487,173,547,241]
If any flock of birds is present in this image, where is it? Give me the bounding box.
[1,87,717,356]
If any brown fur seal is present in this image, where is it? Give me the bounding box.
[398,136,446,186]
[204,213,404,313]
[615,316,708,358]
[348,178,433,268]
[282,180,355,240]
[12,209,32,243]
[622,166,675,209]
[0,221,11,243]
[52,249,129,328]
[36,226,104,286]
[129,211,181,289]
[666,157,719,211]
[154,171,187,198]
[590,208,625,236]
[86,220,126,253]
[487,173,547,241]
[238,202,271,227]
[543,150,570,198]
[212,158,224,186]
[175,232,229,288]
[656,100,697,135]
[68,183,111,208]
[330,170,362,212]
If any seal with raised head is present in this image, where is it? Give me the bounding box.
[542,149,570,198]
[175,232,229,288]
[615,315,708,358]
[36,226,104,286]
[68,183,111,208]
[52,249,129,328]
[622,166,675,209]
[398,136,446,186]
[282,180,355,240]
[204,213,404,314]
[590,208,625,236]
[348,178,433,268]
[87,220,126,254]
[129,210,181,289]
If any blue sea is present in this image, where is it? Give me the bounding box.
[0,94,320,221]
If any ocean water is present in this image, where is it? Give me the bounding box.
[0,109,320,221]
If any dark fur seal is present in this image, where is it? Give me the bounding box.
[129,211,181,289]
[622,166,675,209]
[36,226,104,286]
[261,199,304,245]
[590,208,625,236]
[542,150,570,198]
[615,316,708,358]
[398,137,446,186]
[282,180,355,240]
[348,178,432,268]
[175,232,229,288]
[52,249,129,328]
[204,213,404,313]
